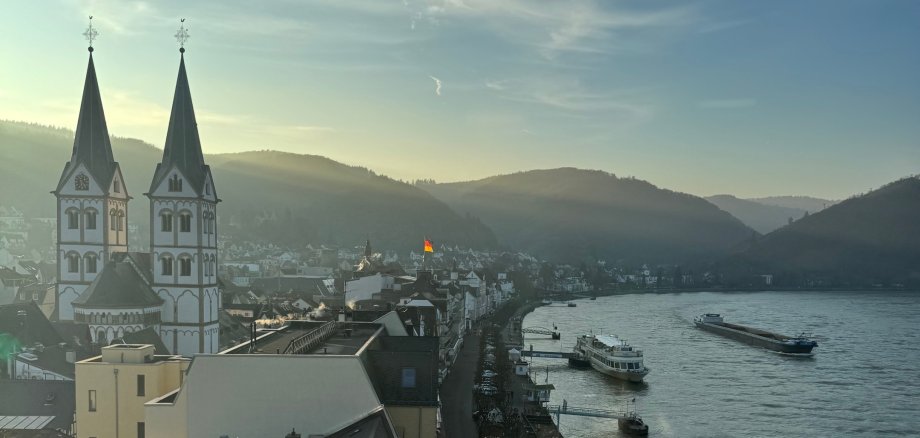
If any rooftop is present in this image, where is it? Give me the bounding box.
[221,320,384,356]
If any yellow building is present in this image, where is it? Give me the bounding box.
[75,344,189,438]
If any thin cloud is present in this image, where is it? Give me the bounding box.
[698,99,758,109]
[429,75,442,96]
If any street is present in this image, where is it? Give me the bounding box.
[440,333,480,438]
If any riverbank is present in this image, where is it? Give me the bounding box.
[544,286,919,300]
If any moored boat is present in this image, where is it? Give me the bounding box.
[694,313,817,355]
[571,334,649,382]
[618,413,649,436]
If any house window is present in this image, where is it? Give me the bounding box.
[85,210,97,230]
[401,368,416,388]
[161,212,173,232]
[75,174,90,191]
[68,254,79,273]
[137,375,145,396]
[161,257,173,276]
[85,255,97,274]
[168,175,182,192]
[137,422,145,438]
[88,390,96,411]
[179,213,191,232]
[179,257,192,277]
[67,210,79,229]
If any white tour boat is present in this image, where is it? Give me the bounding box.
[571,334,649,382]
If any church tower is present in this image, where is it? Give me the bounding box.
[54,40,130,321]
[147,39,220,355]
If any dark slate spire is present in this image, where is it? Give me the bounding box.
[57,52,117,191]
[150,52,208,193]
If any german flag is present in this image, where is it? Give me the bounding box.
[424,238,434,253]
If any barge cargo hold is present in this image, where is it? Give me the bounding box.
[694,314,817,355]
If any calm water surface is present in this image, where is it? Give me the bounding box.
[521,291,920,437]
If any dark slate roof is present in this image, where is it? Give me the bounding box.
[365,336,439,407]
[0,380,75,431]
[112,252,153,283]
[115,327,170,355]
[325,406,397,438]
[0,302,63,348]
[149,53,211,195]
[250,277,333,296]
[56,53,118,192]
[71,261,162,309]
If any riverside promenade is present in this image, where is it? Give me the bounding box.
[440,333,480,438]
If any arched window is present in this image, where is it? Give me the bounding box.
[96,330,107,345]
[202,212,210,234]
[179,212,192,233]
[84,209,97,230]
[109,210,117,231]
[116,211,125,231]
[168,174,183,192]
[161,256,173,276]
[66,209,80,230]
[205,182,211,195]
[85,254,97,274]
[67,253,80,273]
[179,256,192,277]
[161,211,173,232]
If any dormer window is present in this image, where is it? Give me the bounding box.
[75,174,89,191]
[168,174,183,192]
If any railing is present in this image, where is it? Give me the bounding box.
[283,321,337,354]
[546,399,629,424]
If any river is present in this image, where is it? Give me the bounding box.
[520,290,920,437]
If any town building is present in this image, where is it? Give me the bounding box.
[74,344,190,438]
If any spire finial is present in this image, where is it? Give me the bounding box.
[175,18,189,53]
[83,16,98,52]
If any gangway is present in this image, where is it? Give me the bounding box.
[546,399,642,427]
[520,350,574,359]
[522,326,561,339]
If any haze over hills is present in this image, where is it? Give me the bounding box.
[748,196,836,213]
[725,177,920,287]
[0,120,497,252]
[706,195,826,234]
[420,168,755,264]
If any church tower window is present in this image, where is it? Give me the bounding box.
[168,175,183,192]
[85,209,97,230]
[67,254,80,273]
[75,174,89,191]
[116,211,125,231]
[179,212,192,232]
[114,178,121,193]
[161,212,173,232]
[85,254,97,274]
[161,256,173,276]
[66,209,80,229]
[179,257,192,277]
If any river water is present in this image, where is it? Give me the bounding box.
[520,291,920,437]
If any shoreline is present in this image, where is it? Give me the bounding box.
[544,287,919,299]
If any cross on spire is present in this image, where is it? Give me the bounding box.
[174,18,189,53]
[83,16,98,51]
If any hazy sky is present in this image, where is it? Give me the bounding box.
[1,1,918,199]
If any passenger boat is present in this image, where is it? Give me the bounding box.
[571,334,649,382]
[694,313,817,355]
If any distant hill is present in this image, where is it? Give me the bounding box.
[0,120,497,252]
[748,196,835,213]
[725,178,920,287]
[420,168,755,264]
[706,195,806,234]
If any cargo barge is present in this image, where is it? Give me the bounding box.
[694,314,817,355]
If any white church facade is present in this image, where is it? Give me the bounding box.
[54,40,220,355]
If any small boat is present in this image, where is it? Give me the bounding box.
[589,296,597,301]
[541,299,552,306]
[618,413,649,436]
[694,314,817,355]
[572,334,649,382]
[567,302,577,307]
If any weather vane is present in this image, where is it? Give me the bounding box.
[174,18,189,53]
[83,16,98,51]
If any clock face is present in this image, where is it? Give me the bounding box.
[75,174,90,191]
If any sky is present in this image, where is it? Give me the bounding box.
[0,0,918,199]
